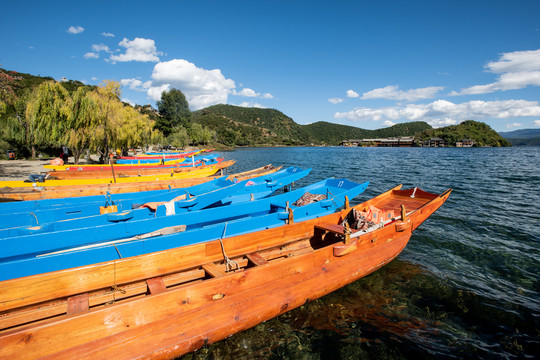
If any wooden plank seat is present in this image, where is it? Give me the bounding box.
[314,223,347,235]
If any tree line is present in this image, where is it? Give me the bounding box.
[0,70,216,163]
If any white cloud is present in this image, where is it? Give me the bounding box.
[361,85,444,102]
[148,59,236,110]
[84,52,99,59]
[92,44,111,53]
[506,122,522,128]
[383,120,395,127]
[67,26,84,34]
[452,49,540,95]
[346,89,359,98]
[122,98,136,106]
[534,120,540,127]
[335,99,540,127]
[233,101,267,108]
[120,78,152,91]
[102,32,115,37]
[328,97,344,104]
[232,88,274,99]
[110,37,162,63]
[91,77,98,81]
[487,49,540,73]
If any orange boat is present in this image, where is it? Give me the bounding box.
[0,162,274,201]
[47,158,227,179]
[0,185,451,359]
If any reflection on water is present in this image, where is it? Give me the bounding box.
[180,147,540,359]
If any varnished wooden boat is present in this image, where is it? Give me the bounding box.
[0,185,451,359]
[0,167,309,232]
[0,178,368,280]
[116,149,201,160]
[0,162,231,188]
[44,157,188,171]
[47,158,225,179]
[0,163,278,201]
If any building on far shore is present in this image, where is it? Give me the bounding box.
[456,139,475,147]
[341,136,415,147]
[341,136,480,147]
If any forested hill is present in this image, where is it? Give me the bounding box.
[192,104,432,146]
[498,129,540,146]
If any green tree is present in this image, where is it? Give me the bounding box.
[156,88,191,136]
[25,81,72,159]
[167,126,190,149]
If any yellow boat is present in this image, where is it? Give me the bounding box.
[44,158,187,171]
[0,165,221,188]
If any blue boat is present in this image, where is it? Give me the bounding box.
[0,167,311,233]
[115,154,218,165]
[0,178,369,280]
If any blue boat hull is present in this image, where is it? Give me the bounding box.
[0,179,369,280]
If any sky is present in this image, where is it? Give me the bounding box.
[2,0,540,132]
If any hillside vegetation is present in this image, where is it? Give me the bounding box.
[2,69,514,155]
[416,120,511,147]
[193,104,432,146]
[499,129,540,146]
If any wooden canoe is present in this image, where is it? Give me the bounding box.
[0,163,230,188]
[47,158,226,179]
[44,157,188,171]
[0,165,283,216]
[116,149,201,160]
[0,164,273,201]
[0,185,451,359]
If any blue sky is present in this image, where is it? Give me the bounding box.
[2,0,540,132]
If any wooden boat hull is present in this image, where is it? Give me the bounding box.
[0,186,451,359]
[0,164,226,188]
[47,158,224,179]
[0,167,309,232]
[44,158,187,171]
[117,150,201,160]
[0,178,368,279]
[0,162,283,201]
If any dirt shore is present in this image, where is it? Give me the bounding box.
[0,157,93,181]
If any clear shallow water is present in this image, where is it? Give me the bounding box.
[181,146,540,359]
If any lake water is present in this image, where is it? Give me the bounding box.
[181,146,540,359]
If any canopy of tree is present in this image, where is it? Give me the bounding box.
[1,73,160,162]
[156,89,191,136]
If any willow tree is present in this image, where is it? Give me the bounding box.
[25,81,72,159]
[65,86,100,163]
[108,102,161,155]
[70,81,161,163]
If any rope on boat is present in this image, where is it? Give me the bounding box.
[113,244,123,259]
[219,222,239,272]
[326,190,342,208]
[108,260,126,305]
[30,212,38,225]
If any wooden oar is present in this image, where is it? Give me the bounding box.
[37,225,186,257]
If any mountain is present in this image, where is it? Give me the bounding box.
[498,129,540,146]
[499,129,540,139]
[192,104,432,146]
[416,120,511,147]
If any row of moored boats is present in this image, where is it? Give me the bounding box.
[0,149,451,359]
